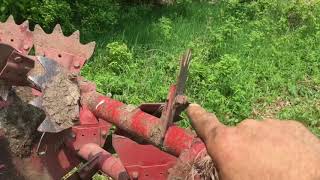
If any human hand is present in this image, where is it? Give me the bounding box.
[187,104,320,180]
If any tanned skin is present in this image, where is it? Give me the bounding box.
[187,104,320,180]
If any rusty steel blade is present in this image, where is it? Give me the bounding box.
[176,49,192,95]
[0,15,33,55]
[33,24,95,72]
[161,49,192,131]
[27,56,62,90]
[37,117,65,133]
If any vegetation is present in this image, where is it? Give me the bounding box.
[1,0,319,136]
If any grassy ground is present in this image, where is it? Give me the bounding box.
[80,1,320,136]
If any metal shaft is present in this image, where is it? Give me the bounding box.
[81,91,206,157]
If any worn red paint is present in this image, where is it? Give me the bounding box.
[78,143,129,180]
[66,106,112,149]
[89,94,165,145]
[163,126,196,156]
[112,135,177,180]
[82,92,207,157]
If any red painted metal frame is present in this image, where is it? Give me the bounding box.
[82,93,166,146]
[67,107,112,151]
[78,143,129,180]
[0,18,204,179]
[81,91,207,158]
[112,135,177,180]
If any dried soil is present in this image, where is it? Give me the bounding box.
[0,91,45,157]
[0,71,81,157]
[42,72,80,129]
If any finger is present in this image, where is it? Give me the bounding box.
[187,104,225,142]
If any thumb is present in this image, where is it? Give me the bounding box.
[187,104,224,143]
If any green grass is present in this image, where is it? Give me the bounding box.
[80,1,320,136]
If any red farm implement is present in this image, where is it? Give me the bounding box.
[0,16,215,180]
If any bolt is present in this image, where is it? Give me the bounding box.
[74,62,80,68]
[101,130,108,138]
[23,45,29,51]
[14,56,22,63]
[132,171,139,179]
[69,132,76,139]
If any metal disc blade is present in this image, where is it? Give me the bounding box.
[37,117,65,133]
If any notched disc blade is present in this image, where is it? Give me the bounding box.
[37,117,64,133]
[33,24,95,72]
[0,15,33,55]
[27,56,63,90]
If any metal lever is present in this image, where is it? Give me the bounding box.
[161,49,192,131]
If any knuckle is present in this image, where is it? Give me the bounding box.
[238,119,259,128]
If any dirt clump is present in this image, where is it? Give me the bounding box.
[0,91,45,157]
[42,72,80,130]
[14,87,35,103]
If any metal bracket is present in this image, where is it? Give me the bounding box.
[0,43,34,86]
[112,135,177,180]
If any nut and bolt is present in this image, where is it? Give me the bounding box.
[74,62,80,68]
[69,132,76,139]
[132,171,139,179]
[23,45,29,51]
[101,130,108,138]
